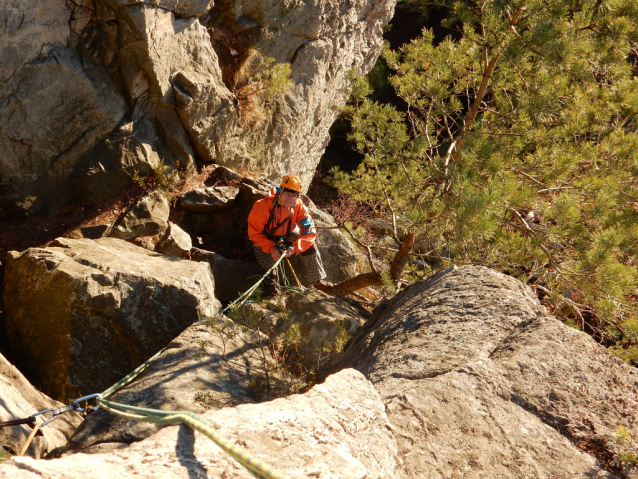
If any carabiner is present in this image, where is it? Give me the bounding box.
[73,393,102,404]
[29,408,55,420]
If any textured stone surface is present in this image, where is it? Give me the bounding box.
[334,265,637,477]
[4,237,219,402]
[0,369,399,478]
[0,353,81,458]
[155,222,192,258]
[189,248,263,303]
[110,193,170,240]
[278,289,367,372]
[0,0,126,219]
[179,186,239,213]
[0,0,394,220]
[205,0,397,190]
[70,319,275,451]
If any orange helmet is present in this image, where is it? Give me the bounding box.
[280,175,302,193]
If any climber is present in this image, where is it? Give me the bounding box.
[248,175,331,291]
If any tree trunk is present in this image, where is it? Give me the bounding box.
[390,232,415,282]
[322,272,383,296]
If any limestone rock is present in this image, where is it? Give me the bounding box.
[70,124,166,207]
[110,193,170,240]
[1,0,394,220]
[0,0,127,219]
[0,353,82,458]
[155,222,192,258]
[277,289,368,372]
[4,237,219,402]
[205,0,397,190]
[0,369,399,478]
[334,265,637,477]
[70,319,275,451]
[179,186,239,213]
[189,248,263,303]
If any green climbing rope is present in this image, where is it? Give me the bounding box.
[222,254,287,315]
[101,347,166,399]
[90,254,301,479]
[97,398,291,479]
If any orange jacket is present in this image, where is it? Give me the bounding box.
[248,187,317,254]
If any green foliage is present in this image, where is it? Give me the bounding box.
[233,54,293,127]
[283,323,304,349]
[262,62,293,101]
[0,450,10,464]
[333,0,638,358]
[615,426,638,465]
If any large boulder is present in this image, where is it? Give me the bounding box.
[204,0,397,190]
[0,0,394,221]
[179,186,239,213]
[110,192,170,240]
[70,318,280,451]
[275,289,368,372]
[189,248,263,303]
[4,237,219,402]
[0,353,82,458]
[155,222,192,258]
[333,265,638,477]
[0,0,127,219]
[0,369,399,478]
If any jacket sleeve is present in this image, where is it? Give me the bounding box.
[248,200,277,254]
[292,202,317,254]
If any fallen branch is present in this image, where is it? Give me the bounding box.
[322,272,383,296]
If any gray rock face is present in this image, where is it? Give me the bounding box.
[279,289,367,372]
[155,222,192,258]
[0,353,82,458]
[0,369,399,478]
[179,186,239,212]
[4,237,219,402]
[204,0,397,190]
[335,265,638,477]
[110,192,170,240]
[189,248,263,303]
[70,319,275,451]
[0,0,127,219]
[0,0,394,220]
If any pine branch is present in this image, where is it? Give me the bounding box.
[375,165,400,245]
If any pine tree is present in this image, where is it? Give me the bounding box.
[333,0,638,360]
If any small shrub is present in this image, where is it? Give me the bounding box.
[615,426,638,466]
[194,339,210,358]
[283,323,304,349]
[193,391,216,408]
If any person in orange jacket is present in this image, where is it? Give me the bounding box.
[248,175,330,290]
